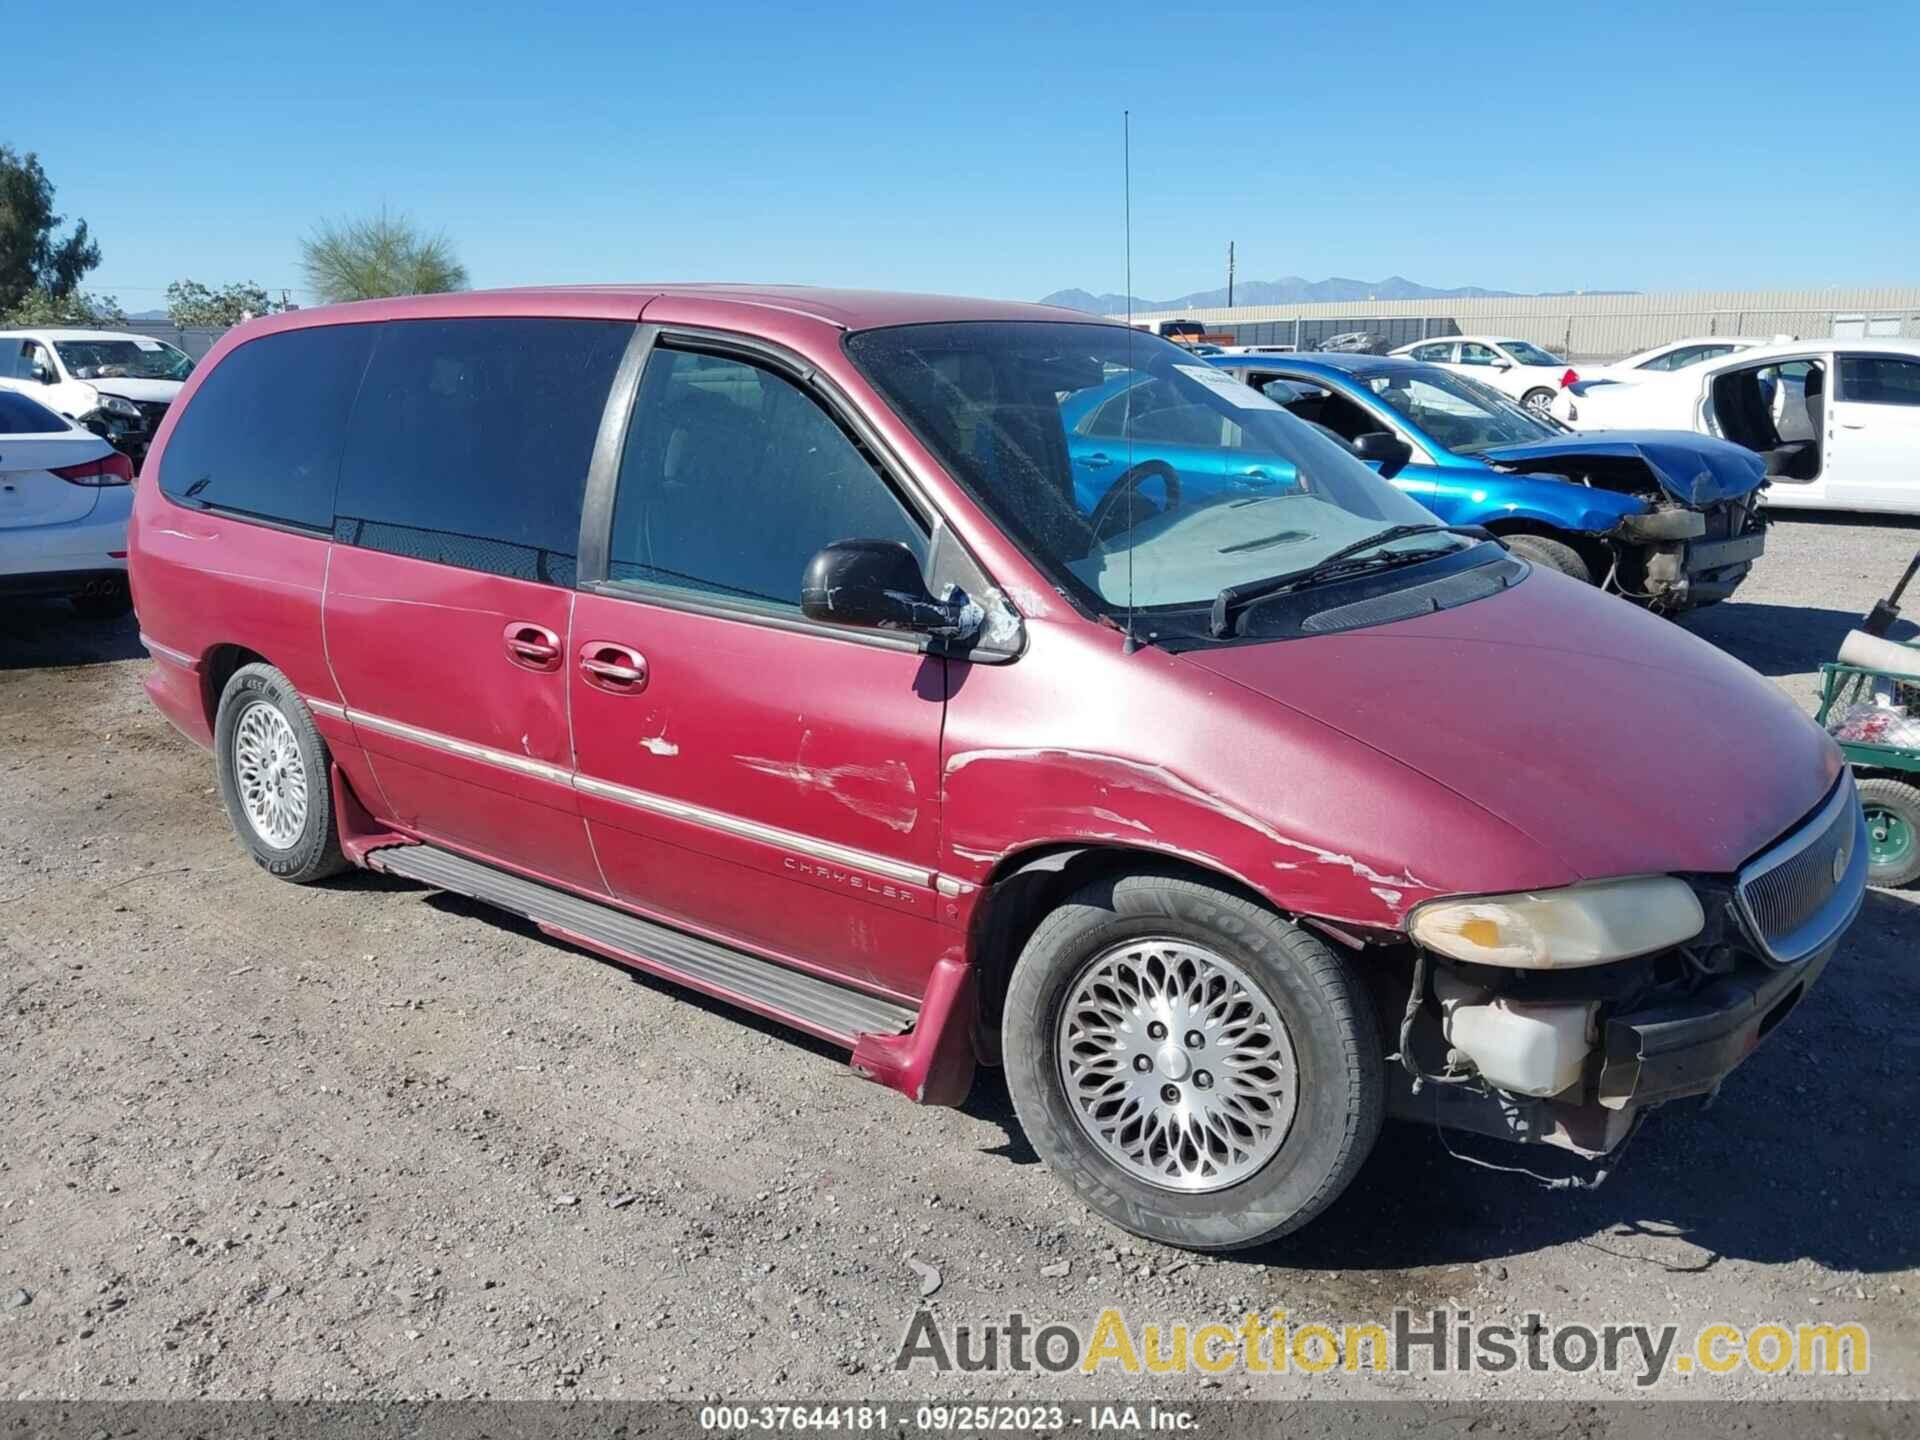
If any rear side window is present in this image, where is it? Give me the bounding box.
[1838,355,1920,408]
[333,318,630,585]
[0,390,68,434]
[158,324,375,529]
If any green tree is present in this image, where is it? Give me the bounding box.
[166,279,285,328]
[0,146,101,314]
[299,209,468,303]
[2,287,124,327]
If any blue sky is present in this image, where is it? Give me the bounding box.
[16,1,1916,308]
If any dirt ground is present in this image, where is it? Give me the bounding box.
[1,513,1916,1404]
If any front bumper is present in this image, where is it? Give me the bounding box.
[1596,943,1831,1108]
[1613,499,1767,608]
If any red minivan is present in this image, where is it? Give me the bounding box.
[130,288,1865,1250]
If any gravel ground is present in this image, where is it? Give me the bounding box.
[1,512,1916,1404]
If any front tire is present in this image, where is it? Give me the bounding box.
[1859,777,1920,889]
[213,662,347,883]
[1521,386,1556,415]
[1002,870,1383,1251]
[1503,532,1595,583]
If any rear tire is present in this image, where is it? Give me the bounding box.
[1503,532,1594,584]
[1859,777,1920,889]
[213,662,348,884]
[1002,869,1383,1251]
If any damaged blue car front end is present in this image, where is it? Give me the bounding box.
[1194,354,1771,612]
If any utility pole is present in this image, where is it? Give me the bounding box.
[1227,241,1235,308]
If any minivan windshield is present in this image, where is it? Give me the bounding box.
[846,322,1469,628]
[55,339,194,382]
[1359,365,1557,453]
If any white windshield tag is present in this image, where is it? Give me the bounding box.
[1174,363,1284,411]
[133,338,162,351]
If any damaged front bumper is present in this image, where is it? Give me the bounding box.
[1391,942,1835,1156]
[1611,496,1767,610]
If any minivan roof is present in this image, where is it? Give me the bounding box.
[246,286,1103,335]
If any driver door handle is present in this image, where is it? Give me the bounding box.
[1078,452,1112,468]
[502,622,562,672]
[579,641,648,693]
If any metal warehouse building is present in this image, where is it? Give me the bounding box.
[1111,286,1920,362]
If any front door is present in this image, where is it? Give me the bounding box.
[322,314,634,890]
[1829,353,1920,513]
[569,342,950,1000]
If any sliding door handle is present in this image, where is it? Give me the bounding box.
[579,641,648,693]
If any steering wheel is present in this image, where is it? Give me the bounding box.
[1088,460,1182,543]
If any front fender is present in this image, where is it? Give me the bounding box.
[1398,464,1650,536]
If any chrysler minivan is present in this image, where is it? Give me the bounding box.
[130,288,1866,1250]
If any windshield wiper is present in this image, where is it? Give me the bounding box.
[1208,524,1490,637]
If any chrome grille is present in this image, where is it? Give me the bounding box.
[1735,775,1867,965]
[133,400,170,429]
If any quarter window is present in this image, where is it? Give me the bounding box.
[158,324,376,530]
[1838,356,1920,407]
[334,318,630,584]
[607,349,925,611]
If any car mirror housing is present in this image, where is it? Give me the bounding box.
[1352,431,1413,479]
[800,539,976,642]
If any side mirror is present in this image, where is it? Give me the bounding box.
[1492,361,1513,372]
[1352,431,1413,478]
[30,364,54,385]
[800,539,975,641]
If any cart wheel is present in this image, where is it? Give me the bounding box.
[1858,777,1920,889]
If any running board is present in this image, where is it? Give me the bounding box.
[368,843,916,1045]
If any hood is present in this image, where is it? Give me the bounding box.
[87,377,182,405]
[1182,568,1839,882]
[1477,429,1766,506]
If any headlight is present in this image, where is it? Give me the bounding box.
[1408,876,1704,969]
[97,394,142,419]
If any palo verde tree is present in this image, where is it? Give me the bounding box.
[299,209,468,303]
[0,145,106,321]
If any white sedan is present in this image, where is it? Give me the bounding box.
[0,387,134,618]
[1390,335,1572,416]
[1549,336,1778,424]
[1558,339,1920,515]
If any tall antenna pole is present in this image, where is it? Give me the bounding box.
[1122,110,1138,654]
[1227,241,1235,309]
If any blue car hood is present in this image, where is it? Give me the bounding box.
[1476,430,1767,507]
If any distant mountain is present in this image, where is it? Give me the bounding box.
[1040,276,1524,313]
[126,308,169,321]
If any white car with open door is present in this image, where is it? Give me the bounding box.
[1390,335,1573,416]
[1560,339,1920,515]
[0,387,135,617]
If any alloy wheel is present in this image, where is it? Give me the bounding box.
[1057,937,1299,1193]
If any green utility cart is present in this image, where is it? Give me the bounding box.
[1815,550,1920,888]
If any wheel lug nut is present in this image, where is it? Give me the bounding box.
[1132,1054,1152,1073]
[1185,1030,1204,1049]
[1147,1021,1167,1041]
[1195,1070,1213,1090]
[1160,1084,1180,1104]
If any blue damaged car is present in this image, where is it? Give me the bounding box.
[1057,351,1768,612]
